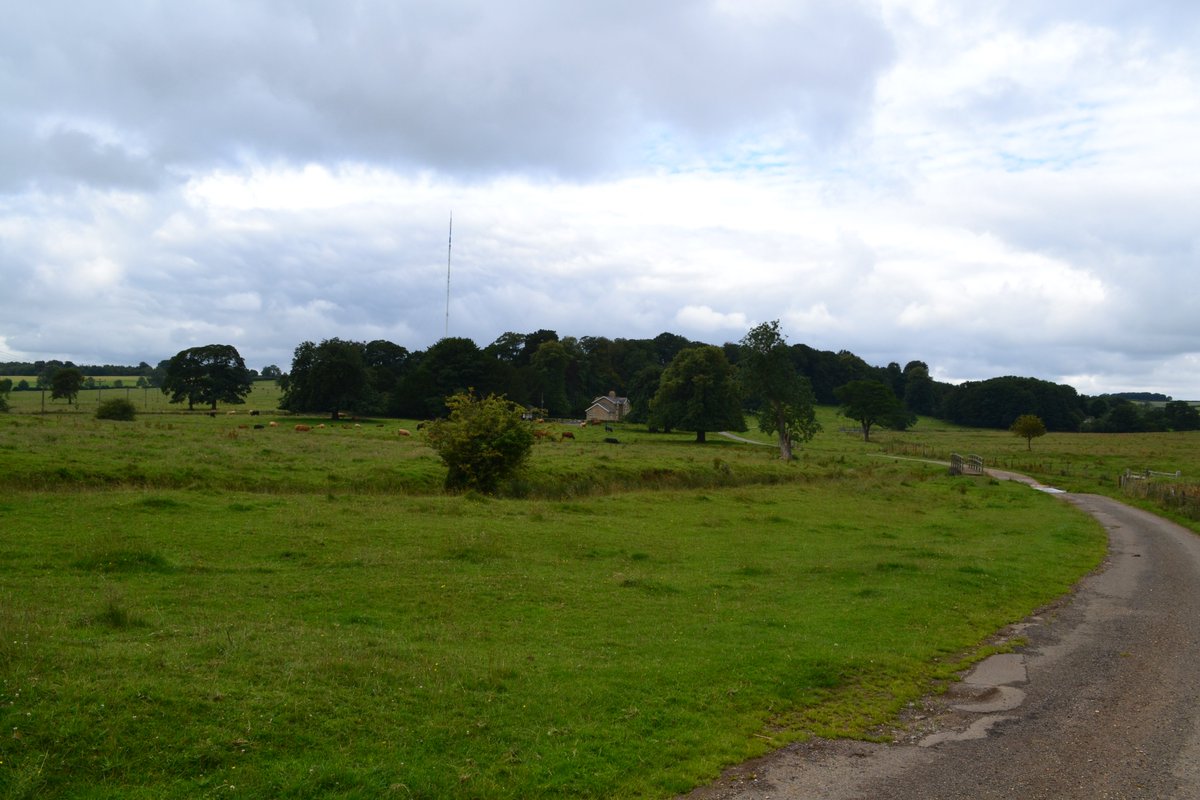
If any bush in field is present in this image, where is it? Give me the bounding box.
[96,398,137,421]
[425,391,534,493]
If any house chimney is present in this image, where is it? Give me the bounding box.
[608,390,616,399]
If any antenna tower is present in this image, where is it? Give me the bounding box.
[445,212,453,338]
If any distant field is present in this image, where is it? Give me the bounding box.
[870,421,1200,524]
[1,379,282,415]
[3,403,1186,798]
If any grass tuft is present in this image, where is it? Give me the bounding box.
[73,549,175,573]
[88,595,149,630]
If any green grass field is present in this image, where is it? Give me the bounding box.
[0,379,282,416]
[869,419,1200,525]
[6,404,1189,798]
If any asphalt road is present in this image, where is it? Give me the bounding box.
[682,487,1200,799]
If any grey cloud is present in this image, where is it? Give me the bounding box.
[2,1,894,183]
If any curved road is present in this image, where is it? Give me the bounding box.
[684,480,1200,799]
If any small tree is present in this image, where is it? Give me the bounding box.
[835,379,904,441]
[739,320,821,460]
[0,378,11,412]
[50,367,84,405]
[96,398,137,421]
[1010,414,1047,450]
[425,391,535,493]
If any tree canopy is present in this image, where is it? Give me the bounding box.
[650,346,745,443]
[50,366,84,405]
[1010,414,1047,450]
[835,379,905,441]
[941,376,1084,431]
[280,338,371,420]
[1164,401,1200,432]
[739,320,820,460]
[161,344,253,411]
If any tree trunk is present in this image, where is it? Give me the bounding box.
[775,407,792,461]
[778,435,793,461]
[695,430,707,443]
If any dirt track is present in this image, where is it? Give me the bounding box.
[682,483,1200,799]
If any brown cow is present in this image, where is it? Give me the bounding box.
[397,429,411,436]
[294,424,311,432]
[560,431,575,441]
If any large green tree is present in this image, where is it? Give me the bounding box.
[280,338,370,420]
[161,345,253,411]
[393,337,498,418]
[835,379,905,441]
[650,346,745,443]
[739,320,820,460]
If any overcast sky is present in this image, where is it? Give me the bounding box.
[2,0,1198,397]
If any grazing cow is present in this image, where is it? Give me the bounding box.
[560,431,575,441]
[316,423,325,429]
[604,424,613,432]
[397,428,411,436]
[238,424,249,430]
[604,437,619,444]
[533,429,551,440]
[294,424,311,432]
[207,411,217,418]
[268,421,278,427]
[250,410,260,417]
[227,410,236,415]
[254,424,265,430]
[416,422,425,430]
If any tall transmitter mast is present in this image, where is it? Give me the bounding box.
[444,213,453,339]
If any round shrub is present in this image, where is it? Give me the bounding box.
[96,398,137,421]
[425,391,534,493]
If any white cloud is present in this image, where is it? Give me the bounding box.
[1,1,1198,397]
[673,305,750,333]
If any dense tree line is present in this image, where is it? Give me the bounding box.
[277,331,705,420]
[940,376,1086,432]
[8,332,1197,433]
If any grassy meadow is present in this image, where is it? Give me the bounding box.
[869,420,1200,525]
[7,398,1188,798]
[1,379,283,416]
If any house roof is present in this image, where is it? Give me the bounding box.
[587,394,629,411]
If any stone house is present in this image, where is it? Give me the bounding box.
[585,391,630,423]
